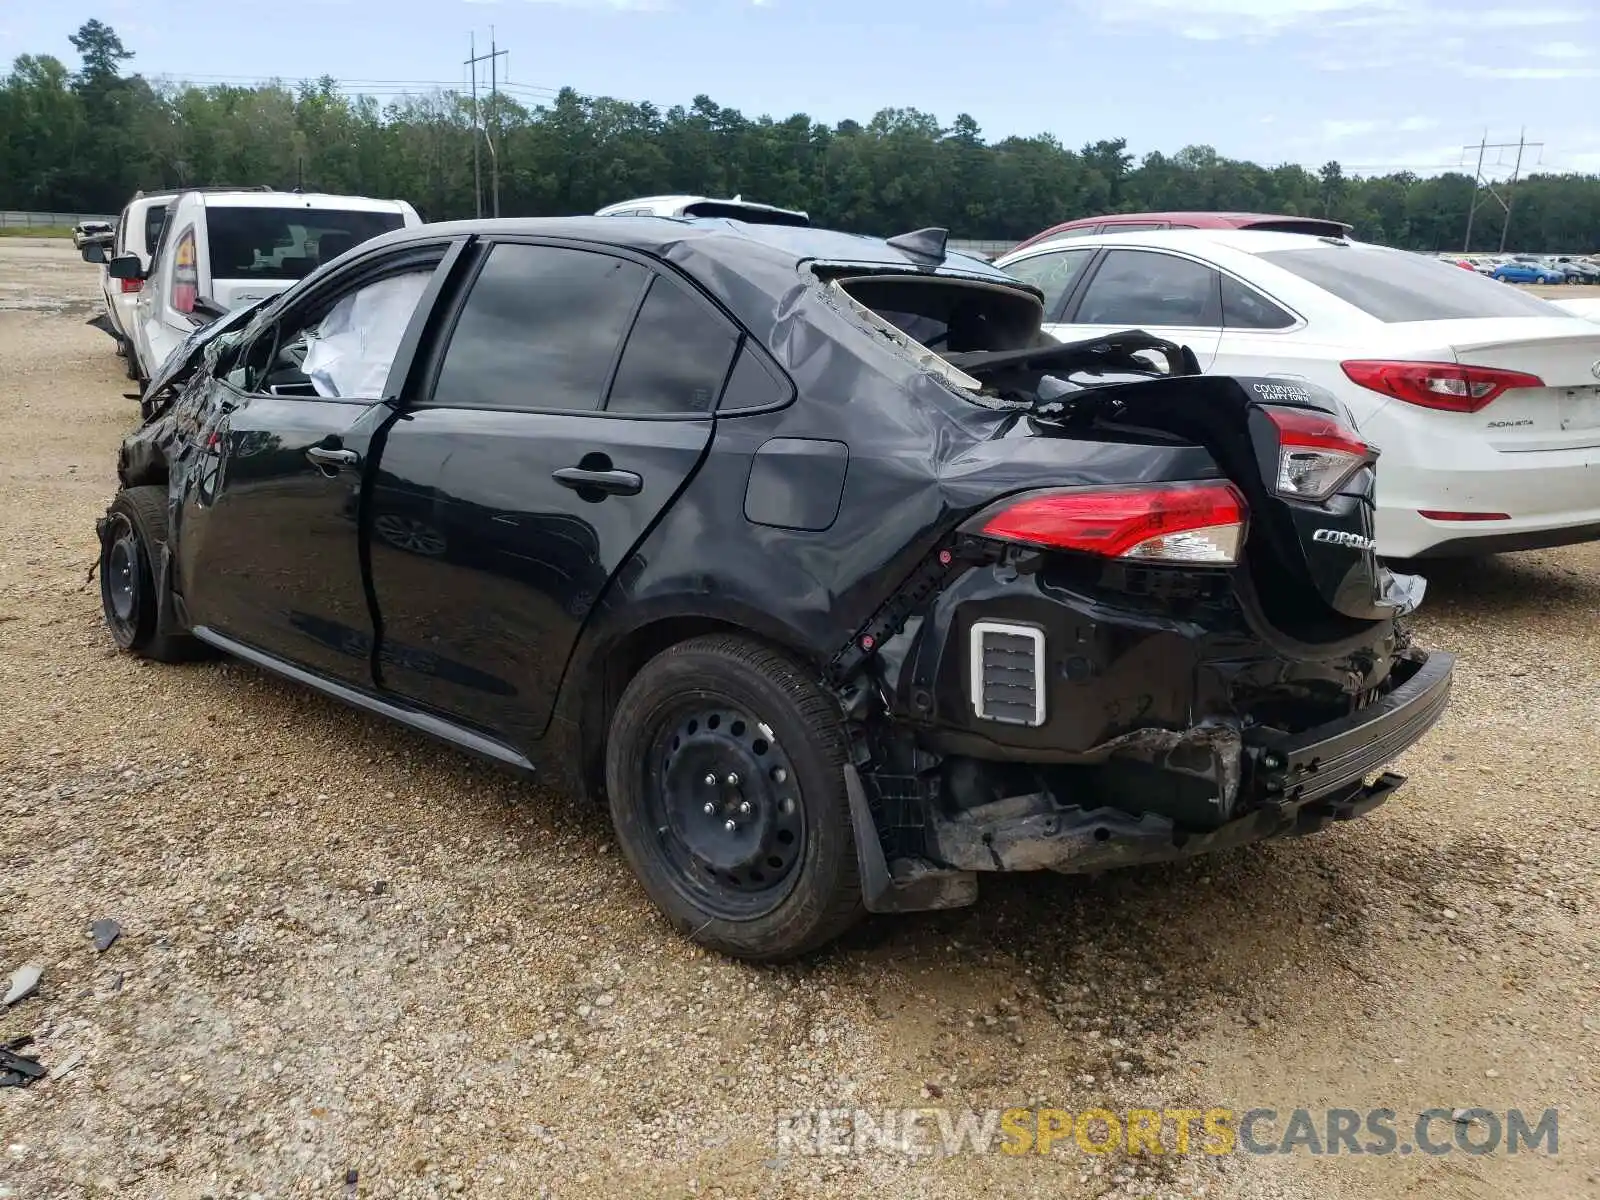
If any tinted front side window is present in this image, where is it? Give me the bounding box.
[606,276,738,415]
[431,243,647,413]
[205,207,406,282]
[1002,248,1094,315]
[1220,274,1296,330]
[1074,249,1219,326]
[1256,247,1558,322]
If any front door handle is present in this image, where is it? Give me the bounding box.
[552,466,643,497]
[307,446,361,474]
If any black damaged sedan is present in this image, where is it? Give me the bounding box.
[98,216,1453,960]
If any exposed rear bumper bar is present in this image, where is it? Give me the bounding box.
[916,650,1453,878]
[1253,649,1454,805]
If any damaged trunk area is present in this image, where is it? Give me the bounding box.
[820,283,1443,899]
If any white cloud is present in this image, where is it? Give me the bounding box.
[1475,8,1587,26]
[1535,40,1587,57]
[1080,0,1594,48]
[1460,64,1600,79]
[520,0,670,9]
[1322,118,1381,140]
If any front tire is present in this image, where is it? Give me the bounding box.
[99,487,202,663]
[604,634,864,961]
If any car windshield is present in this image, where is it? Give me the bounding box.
[204,207,406,281]
[1257,246,1559,322]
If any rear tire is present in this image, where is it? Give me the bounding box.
[99,487,203,663]
[604,634,864,961]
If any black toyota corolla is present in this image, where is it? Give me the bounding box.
[98,216,1453,960]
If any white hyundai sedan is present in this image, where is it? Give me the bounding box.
[996,230,1600,559]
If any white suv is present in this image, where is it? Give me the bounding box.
[107,189,421,383]
[84,190,188,376]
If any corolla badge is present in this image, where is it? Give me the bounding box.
[1313,528,1376,551]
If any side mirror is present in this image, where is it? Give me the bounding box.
[81,241,108,264]
[107,254,145,281]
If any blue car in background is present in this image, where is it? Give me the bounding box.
[1492,260,1565,284]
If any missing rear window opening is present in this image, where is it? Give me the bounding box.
[826,279,982,391]
[827,274,1048,393]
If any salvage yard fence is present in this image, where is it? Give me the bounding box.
[1,210,117,229]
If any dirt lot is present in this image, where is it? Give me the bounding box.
[0,238,1596,1199]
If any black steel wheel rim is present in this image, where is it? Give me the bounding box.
[101,513,141,640]
[643,699,807,920]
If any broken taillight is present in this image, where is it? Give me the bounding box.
[969,482,1247,565]
[1341,360,1543,413]
[1265,407,1370,503]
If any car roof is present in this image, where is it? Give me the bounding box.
[377,214,1013,278]
[343,215,1031,346]
[596,195,804,217]
[190,191,412,212]
[1065,211,1343,227]
[1006,227,1370,259]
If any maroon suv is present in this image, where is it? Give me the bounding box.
[1011,211,1352,255]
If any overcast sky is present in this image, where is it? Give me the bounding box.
[5,0,1597,177]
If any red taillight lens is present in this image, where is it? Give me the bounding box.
[119,278,143,294]
[1418,510,1510,522]
[1341,360,1544,413]
[171,228,197,316]
[974,482,1247,564]
[1265,406,1369,502]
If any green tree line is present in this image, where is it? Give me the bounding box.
[4,21,1598,251]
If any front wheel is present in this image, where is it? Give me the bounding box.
[604,634,864,961]
[99,487,203,662]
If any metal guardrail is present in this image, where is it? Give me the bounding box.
[0,211,117,229]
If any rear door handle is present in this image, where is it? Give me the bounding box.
[552,466,643,497]
[307,446,361,473]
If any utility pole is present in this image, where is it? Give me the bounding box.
[465,32,509,220]
[1499,128,1527,254]
[489,27,506,218]
[1461,129,1542,253]
[466,34,481,219]
[1462,131,1486,252]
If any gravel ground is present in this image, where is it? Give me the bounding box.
[0,239,1596,1199]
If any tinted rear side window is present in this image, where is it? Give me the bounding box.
[430,243,648,413]
[144,206,168,257]
[605,276,739,415]
[1220,274,1297,330]
[1256,247,1559,322]
[205,207,405,282]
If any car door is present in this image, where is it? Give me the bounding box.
[367,238,738,746]
[170,239,459,686]
[1050,247,1224,368]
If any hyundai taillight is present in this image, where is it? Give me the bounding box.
[1265,407,1370,502]
[171,227,197,316]
[1341,360,1544,413]
[969,482,1247,565]
[119,278,142,294]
